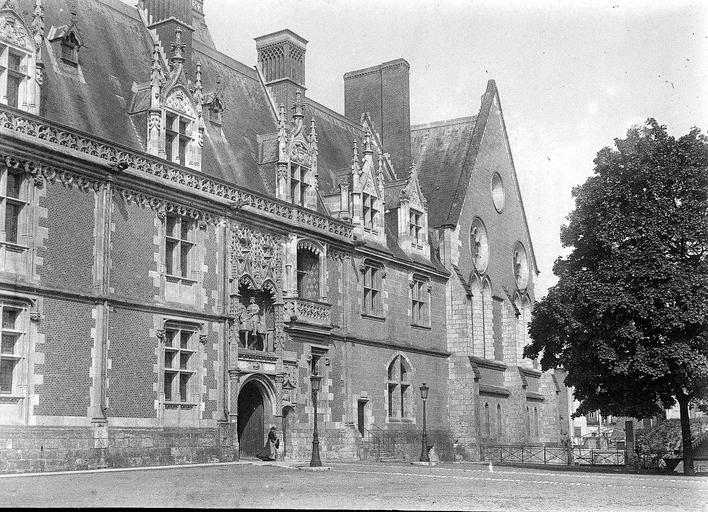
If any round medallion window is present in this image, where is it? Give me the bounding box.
[470,218,489,273]
[491,173,505,213]
[513,242,529,290]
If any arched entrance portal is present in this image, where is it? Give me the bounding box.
[237,381,269,456]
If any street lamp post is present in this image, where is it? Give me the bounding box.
[310,373,323,467]
[419,382,430,463]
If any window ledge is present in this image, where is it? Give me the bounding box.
[387,418,415,423]
[163,401,198,408]
[0,241,29,251]
[165,274,197,284]
[0,394,25,403]
[361,313,386,322]
[411,323,431,330]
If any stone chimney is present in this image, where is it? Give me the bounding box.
[143,0,194,77]
[255,29,308,110]
[344,59,411,175]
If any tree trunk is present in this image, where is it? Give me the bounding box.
[678,394,694,476]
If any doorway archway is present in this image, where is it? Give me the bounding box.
[237,381,268,456]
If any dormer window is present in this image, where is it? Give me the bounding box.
[165,111,193,167]
[409,209,423,246]
[290,163,309,207]
[1,45,29,109]
[363,192,378,232]
[60,33,79,65]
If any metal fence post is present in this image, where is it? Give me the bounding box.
[521,446,524,463]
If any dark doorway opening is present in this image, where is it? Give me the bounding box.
[357,400,367,437]
[237,381,265,456]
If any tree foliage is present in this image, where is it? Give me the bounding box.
[525,119,708,421]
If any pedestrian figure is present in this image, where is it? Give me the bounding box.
[256,426,279,461]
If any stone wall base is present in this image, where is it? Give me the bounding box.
[0,424,236,474]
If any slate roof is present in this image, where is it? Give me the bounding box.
[21,0,448,272]
[33,0,278,195]
[40,0,153,150]
[411,116,477,228]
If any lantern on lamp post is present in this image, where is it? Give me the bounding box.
[419,382,430,463]
[310,373,323,467]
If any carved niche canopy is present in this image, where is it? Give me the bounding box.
[0,10,32,50]
[231,225,284,290]
[290,141,311,167]
[165,87,196,118]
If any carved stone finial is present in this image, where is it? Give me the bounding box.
[31,0,44,55]
[351,139,359,166]
[193,63,203,113]
[309,117,318,149]
[151,41,162,88]
[170,28,186,66]
[363,128,373,155]
[2,0,18,10]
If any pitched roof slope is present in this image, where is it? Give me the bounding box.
[34,0,279,194]
[195,42,277,193]
[40,0,153,150]
[411,116,477,228]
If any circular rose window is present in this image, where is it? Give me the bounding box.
[491,172,505,213]
[470,217,489,273]
[513,242,529,289]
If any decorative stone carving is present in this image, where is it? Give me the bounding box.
[231,225,284,289]
[165,88,196,118]
[0,106,353,238]
[0,13,30,49]
[116,186,221,226]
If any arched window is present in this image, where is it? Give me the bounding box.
[481,279,493,359]
[387,355,411,420]
[497,404,503,437]
[296,246,320,300]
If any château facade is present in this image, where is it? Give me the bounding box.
[0,0,569,472]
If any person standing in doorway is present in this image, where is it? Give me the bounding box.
[256,426,279,461]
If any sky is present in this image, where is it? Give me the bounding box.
[129,0,707,298]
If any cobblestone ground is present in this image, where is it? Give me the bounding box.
[1,461,707,511]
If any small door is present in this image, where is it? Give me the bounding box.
[238,381,265,456]
[357,400,367,437]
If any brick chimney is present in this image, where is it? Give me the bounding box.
[143,0,194,77]
[344,59,411,175]
[255,29,308,110]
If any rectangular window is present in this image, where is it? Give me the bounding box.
[362,193,377,231]
[411,277,429,326]
[164,112,192,166]
[409,210,422,245]
[165,214,194,279]
[162,325,197,403]
[1,167,27,246]
[2,50,27,109]
[363,262,383,316]
[290,164,309,206]
[0,303,24,395]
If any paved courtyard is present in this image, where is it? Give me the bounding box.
[1,461,707,511]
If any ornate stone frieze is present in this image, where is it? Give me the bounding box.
[116,186,222,226]
[0,106,354,239]
[2,154,100,191]
[231,225,284,289]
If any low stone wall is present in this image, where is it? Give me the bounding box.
[0,424,236,474]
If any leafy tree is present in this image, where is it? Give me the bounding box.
[525,120,708,475]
